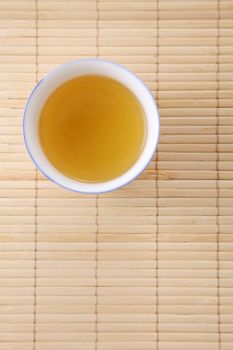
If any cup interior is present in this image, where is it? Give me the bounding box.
[23,59,160,193]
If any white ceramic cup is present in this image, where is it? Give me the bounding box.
[23,59,160,194]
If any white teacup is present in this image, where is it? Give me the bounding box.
[23,59,160,194]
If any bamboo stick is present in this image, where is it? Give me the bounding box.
[160,81,217,91]
[36,343,95,350]
[158,234,217,243]
[159,19,217,29]
[36,323,95,332]
[0,11,35,20]
[38,11,96,20]
[99,12,157,21]
[161,30,217,39]
[37,314,95,324]
[37,250,96,260]
[38,28,96,37]
[0,180,34,188]
[38,20,96,29]
[100,2,156,11]
[98,234,156,243]
[159,2,217,12]
[0,333,33,341]
[37,198,96,207]
[0,342,33,350]
[37,296,96,304]
[0,64,35,73]
[36,305,95,314]
[159,152,216,160]
[38,2,96,11]
[160,56,217,64]
[37,232,96,243]
[159,207,217,216]
[36,333,96,341]
[159,64,217,73]
[159,11,218,20]
[0,19,35,28]
[0,323,33,331]
[38,47,96,55]
[38,38,96,46]
[158,162,216,171]
[0,267,33,277]
[37,216,96,225]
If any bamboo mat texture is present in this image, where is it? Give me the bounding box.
[0,0,233,349]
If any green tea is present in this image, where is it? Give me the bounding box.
[39,75,146,182]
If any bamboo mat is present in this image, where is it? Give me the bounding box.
[0,0,233,349]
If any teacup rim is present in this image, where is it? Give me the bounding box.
[23,58,160,194]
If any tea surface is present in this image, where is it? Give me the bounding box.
[39,75,146,182]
